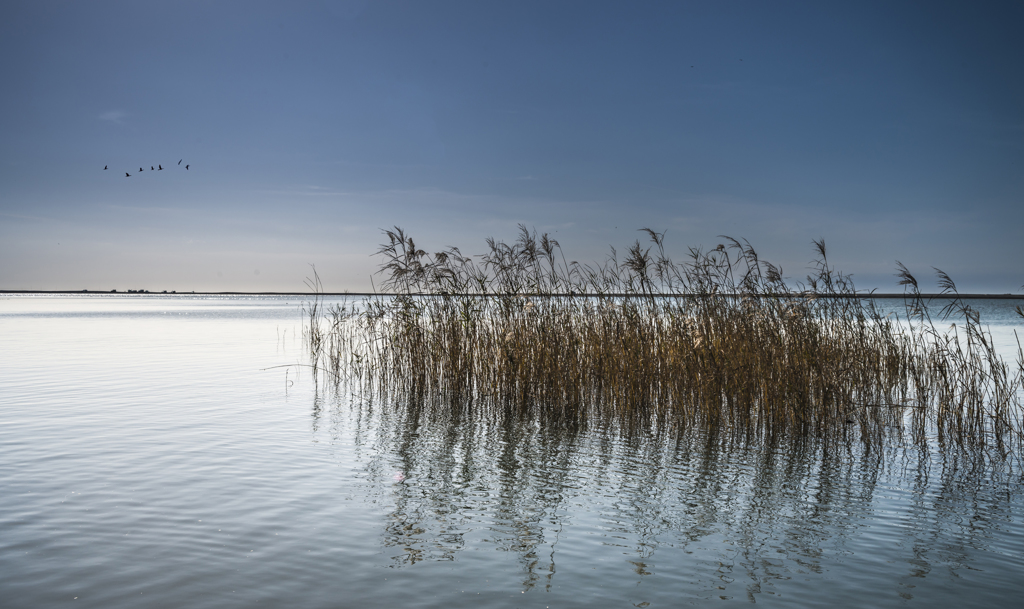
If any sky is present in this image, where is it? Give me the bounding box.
[1,0,1022,293]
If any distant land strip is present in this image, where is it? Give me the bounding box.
[2,290,1023,299]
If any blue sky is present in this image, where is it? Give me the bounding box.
[1,1,1021,292]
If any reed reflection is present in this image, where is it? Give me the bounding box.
[316,394,1022,597]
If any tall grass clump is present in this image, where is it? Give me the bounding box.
[306,227,1024,457]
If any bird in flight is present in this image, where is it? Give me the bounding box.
[125,172,131,177]
[104,165,108,170]
[151,166,154,170]
[185,164,189,170]
[139,167,144,172]
[158,165,163,170]
[178,159,182,165]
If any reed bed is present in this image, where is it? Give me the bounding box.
[306,227,1024,457]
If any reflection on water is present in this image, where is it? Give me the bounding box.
[317,392,1023,602]
[1,295,1022,608]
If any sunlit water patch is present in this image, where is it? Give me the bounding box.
[1,295,1023,608]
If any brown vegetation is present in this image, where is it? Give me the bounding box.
[306,227,1024,458]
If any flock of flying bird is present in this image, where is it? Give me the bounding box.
[104,159,190,177]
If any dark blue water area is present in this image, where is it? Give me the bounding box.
[1,295,1023,608]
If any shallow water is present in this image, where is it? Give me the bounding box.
[1,294,1023,608]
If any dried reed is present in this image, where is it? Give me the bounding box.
[305,227,1024,457]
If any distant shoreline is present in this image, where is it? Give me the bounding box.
[1,290,1022,300]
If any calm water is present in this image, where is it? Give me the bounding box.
[2,295,1023,608]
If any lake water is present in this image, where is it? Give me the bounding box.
[2,295,1023,608]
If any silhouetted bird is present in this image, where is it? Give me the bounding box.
[185,164,189,170]
[140,167,144,172]
[178,159,182,165]
[158,165,163,170]
[151,166,154,170]
[125,172,131,177]
[104,165,108,170]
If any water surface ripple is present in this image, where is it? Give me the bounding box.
[1,295,1022,607]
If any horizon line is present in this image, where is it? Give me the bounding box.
[2,289,1023,300]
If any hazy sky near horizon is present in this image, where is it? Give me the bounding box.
[1,0,1022,292]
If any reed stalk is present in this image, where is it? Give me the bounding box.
[305,227,1024,457]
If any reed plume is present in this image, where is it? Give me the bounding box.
[305,227,1024,458]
